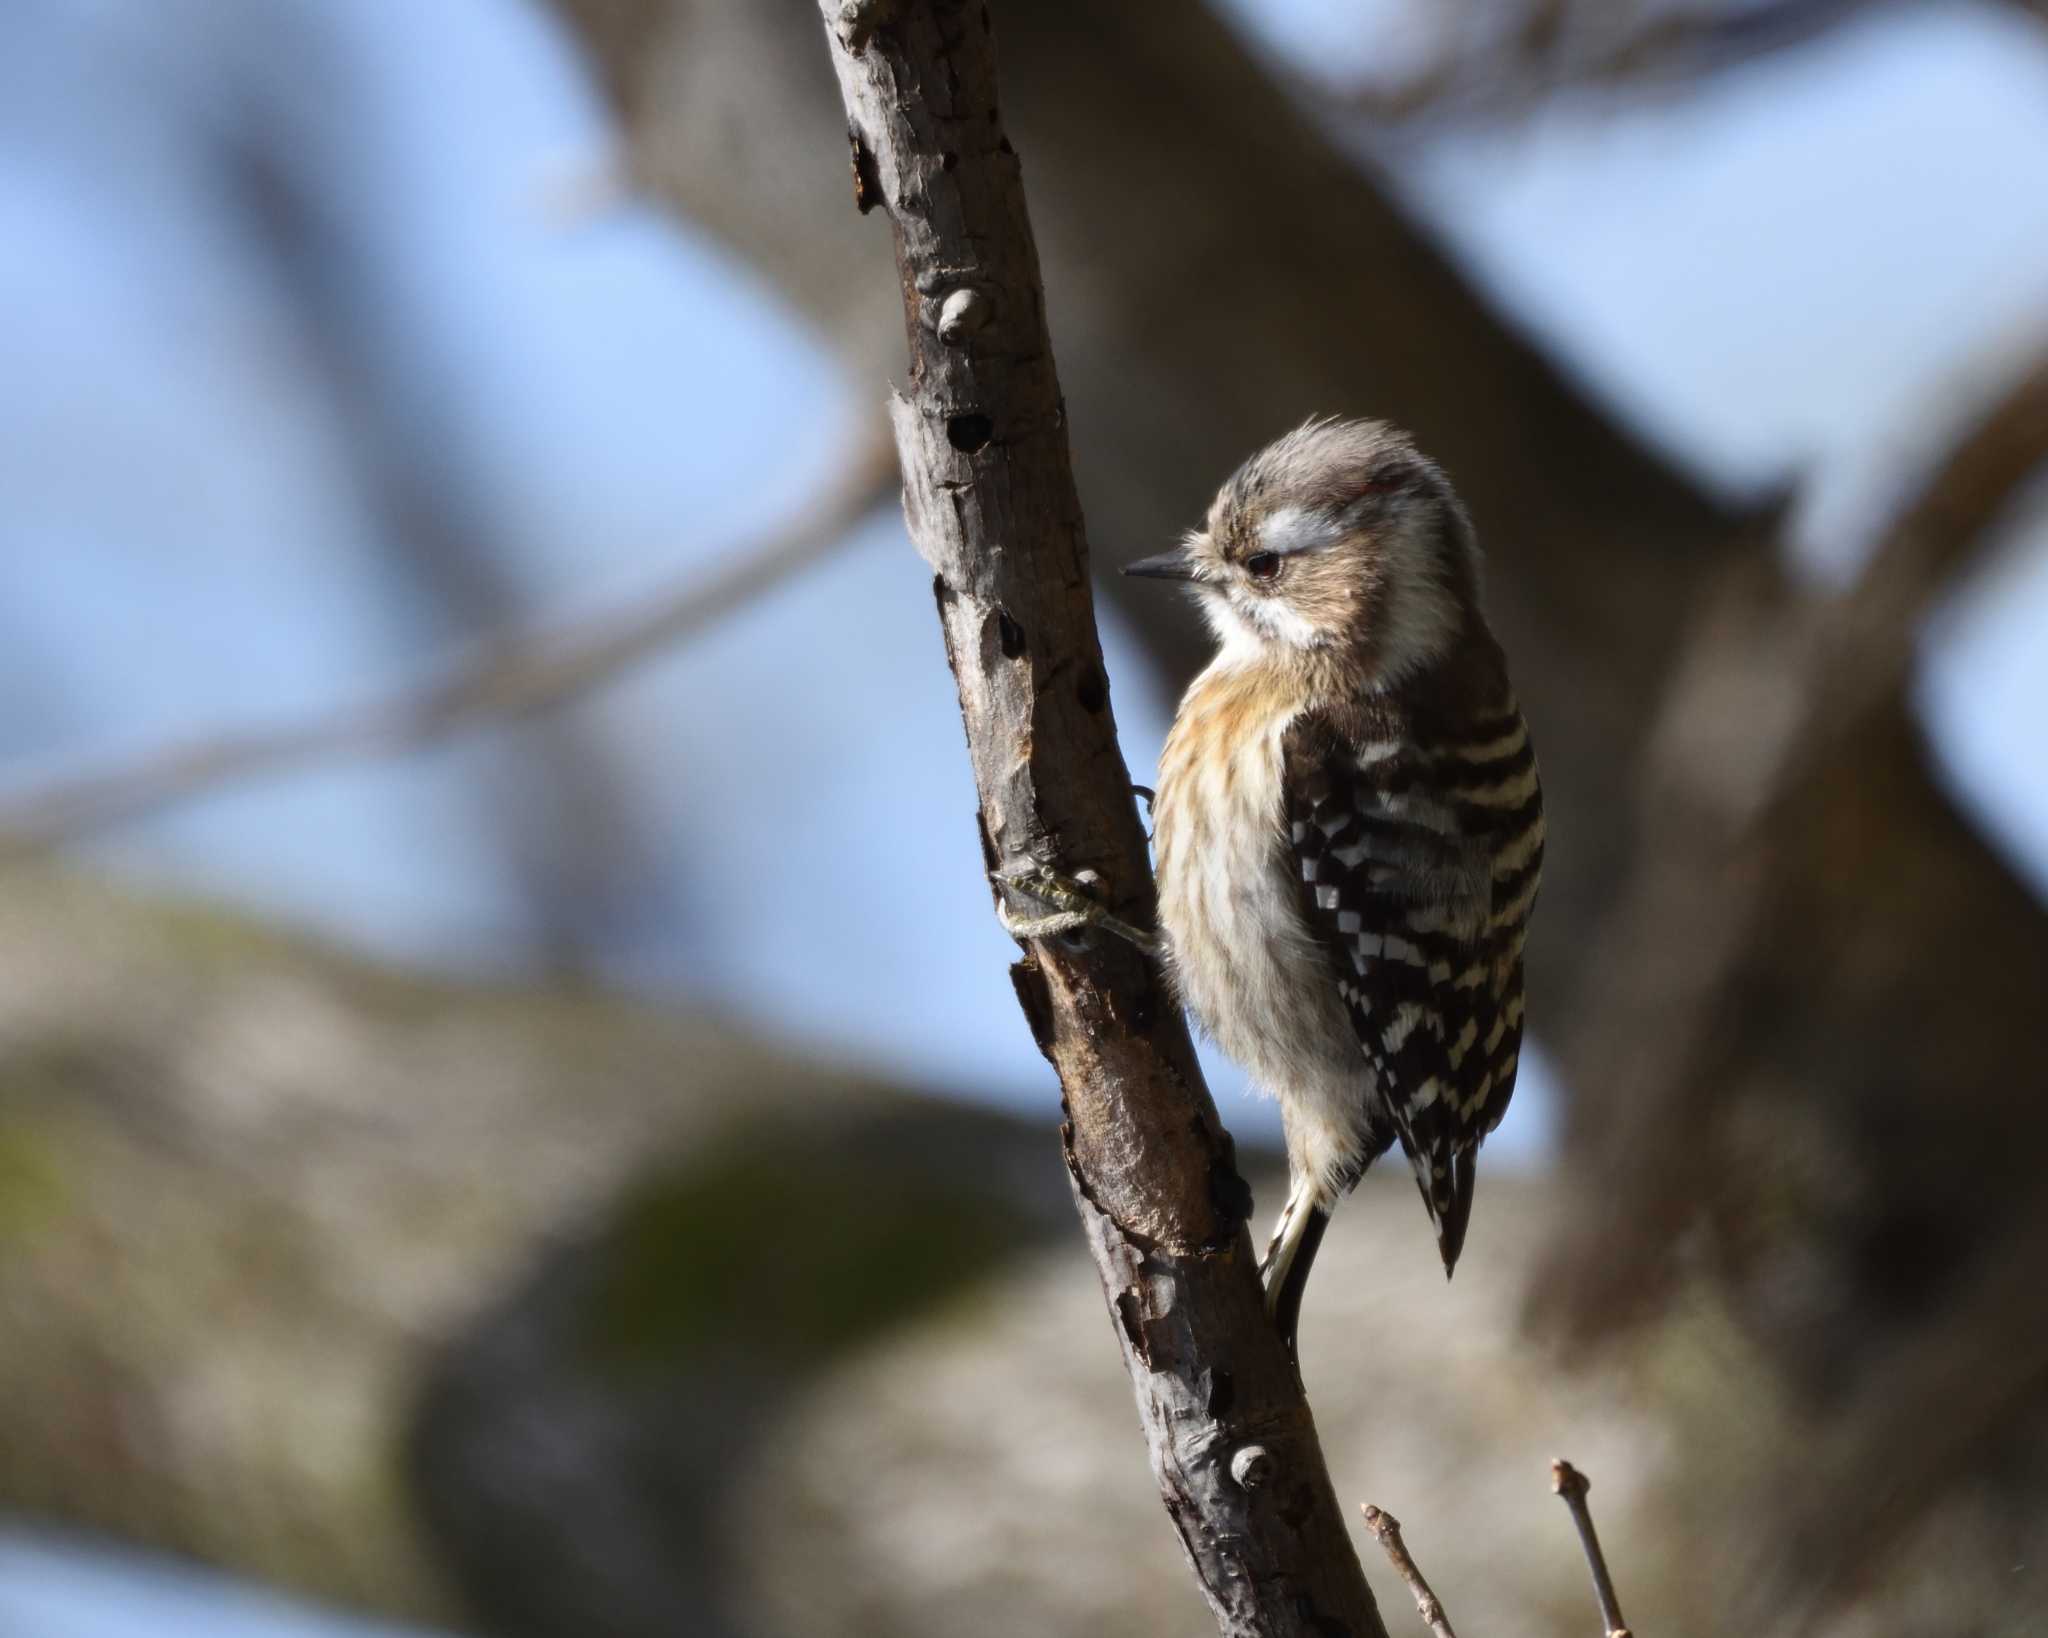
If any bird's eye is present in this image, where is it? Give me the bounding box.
[1245,552,1281,582]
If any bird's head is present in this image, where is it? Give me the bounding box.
[1124,418,1481,684]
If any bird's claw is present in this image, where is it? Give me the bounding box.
[989,865,1160,958]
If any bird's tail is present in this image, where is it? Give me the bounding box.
[1419,1145,1478,1278]
[1260,1181,1331,1362]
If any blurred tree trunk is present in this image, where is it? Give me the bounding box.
[0,866,1073,1634]
[0,868,1720,1638]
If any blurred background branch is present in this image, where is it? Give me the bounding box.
[1313,0,2048,124]
[0,430,893,861]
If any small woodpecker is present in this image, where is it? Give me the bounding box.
[1126,418,1543,1358]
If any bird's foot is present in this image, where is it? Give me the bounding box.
[989,865,1159,958]
[1260,1187,1331,1368]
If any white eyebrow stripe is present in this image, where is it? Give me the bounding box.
[1258,505,1340,557]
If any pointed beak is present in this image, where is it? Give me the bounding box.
[1121,550,1199,582]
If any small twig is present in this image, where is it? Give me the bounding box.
[1360,1506,1458,1638]
[0,434,895,861]
[1551,1459,1633,1638]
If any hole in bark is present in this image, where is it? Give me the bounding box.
[947,413,993,452]
[1206,1370,1235,1418]
[1208,1155,1254,1230]
[1009,961,1056,1059]
[996,608,1026,658]
[1075,665,1107,712]
[1114,1291,1150,1365]
[940,150,959,172]
[847,128,881,215]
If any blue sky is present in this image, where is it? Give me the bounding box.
[0,1529,454,1638]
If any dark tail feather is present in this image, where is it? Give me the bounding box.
[1434,1148,1477,1278]
[1267,1205,1330,1362]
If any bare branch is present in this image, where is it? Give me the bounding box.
[1360,1506,1459,1638]
[0,433,895,861]
[811,4,1388,1634]
[1551,1459,1633,1638]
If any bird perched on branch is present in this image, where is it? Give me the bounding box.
[1125,418,1543,1356]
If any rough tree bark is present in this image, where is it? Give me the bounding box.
[812,5,1388,1634]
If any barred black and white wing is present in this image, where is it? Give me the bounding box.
[1283,704,1542,1273]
